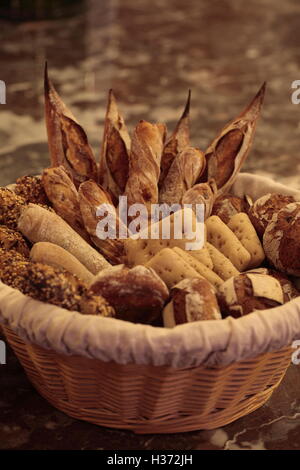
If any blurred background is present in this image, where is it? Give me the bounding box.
[0,0,300,187]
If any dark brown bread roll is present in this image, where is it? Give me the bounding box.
[163,277,221,328]
[248,193,295,238]
[212,193,250,224]
[89,264,169,324]
[218,272,285,318]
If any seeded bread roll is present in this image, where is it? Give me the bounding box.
[163,278,221,328]
[15,175,50,205]
[263,202,300,276]
[0,225,30,257]
[90,264,169,324]
[218,272,284,318]
[0,188,26,230]
[248,193,295,238]
[212,194,249,224]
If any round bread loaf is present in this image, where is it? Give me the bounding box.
[89,264,169,324]
[218,272,285,318]
[163,277,221,328]
[212,194,249,224]
[263,202,300,276]
[247,267,299,302]
[248,193,295,238]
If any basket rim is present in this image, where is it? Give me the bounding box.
[1,172,300,368]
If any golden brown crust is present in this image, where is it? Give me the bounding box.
[159,90,191,186]
[0,188,26,230]
[99,89,130,203]
[15,175,50,205]
[248,193,295,238]
[218,272,284,318]
[90,265,169,324]
[182,179,217,220]
[212,193,250,224]
[124,120,165,212]
[42,166,90,242]
[78,180,127,264]
[263,202,300,276]
[164,278,221,326]
[44,63,97,187]
[200,83,265,195]
[79,291,115,317]
[0,225,30,257]
[159,146,206,205]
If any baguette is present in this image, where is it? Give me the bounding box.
[18,204,110,274]
[30,242,95,284]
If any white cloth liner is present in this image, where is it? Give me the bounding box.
[1,172,300,368]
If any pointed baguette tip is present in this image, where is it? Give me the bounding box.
[181,89,191,119]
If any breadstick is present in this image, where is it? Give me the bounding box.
[99,89,131,203]
[205,215,251,271]
[145,247,202,288]
[159,90,191,186]
[227,212,265,269]
[18,204,110,274]
[172,247,223,289]
[78,180,126,264]
[42,166,90,242]
[206,242,239,280]
[159,146,206,205]
[124,120,165,212]
[30,242,95,284]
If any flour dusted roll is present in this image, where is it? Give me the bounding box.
[163,277,221,328]
[218,272,285,318]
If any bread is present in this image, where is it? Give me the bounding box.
[172,247,223,289]
[15,175,50,205]
[30,242,95,284]
[125,207,204,266]
[90,264,169,324]
[246,267,299,302]
[212,194,250,224]
[44,63,97,187]
[205,215,251,270]
[42,166,90,242]
[145,247,202,288]
[0,225,30,257]
[248,193,295,238]
[159,90,191,186]
[163,277,221,327]
[218,272,284,318]
[124,120,165,212]
[200,83,265,195]
[159,146,205,205]
[188,244,213,270]
[227,212,265,268]
[18,204,111,275]
[0,188,26,230]
[182,180,217,220]
[206,242,239,280]
[99,89,130,203]
[263,202,300,276]
[78,180,126,264]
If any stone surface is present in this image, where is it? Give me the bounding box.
[0,0,300,450]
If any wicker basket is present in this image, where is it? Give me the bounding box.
[1,173,300,434]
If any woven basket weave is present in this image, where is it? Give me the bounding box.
[1,173,300,434]
[1,325,292,433]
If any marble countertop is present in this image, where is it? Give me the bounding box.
[0,0,300,450]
